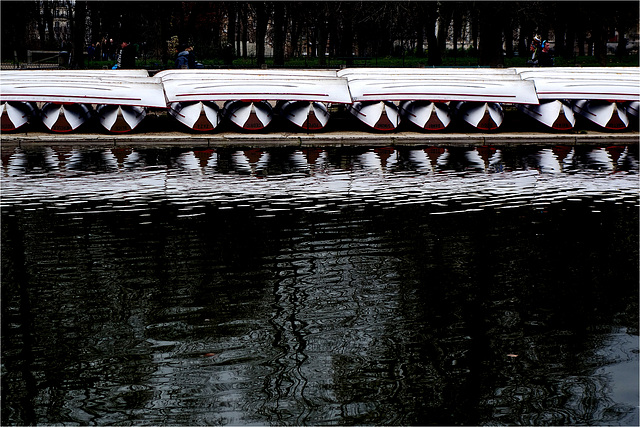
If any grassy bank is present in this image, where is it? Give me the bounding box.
[4,53,638,70]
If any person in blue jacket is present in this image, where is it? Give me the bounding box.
[175,45,190,69]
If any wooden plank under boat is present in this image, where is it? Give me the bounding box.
[1,101,37,131]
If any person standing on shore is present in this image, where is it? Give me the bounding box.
[116,40,136,69]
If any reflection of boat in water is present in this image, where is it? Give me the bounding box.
[408,147,448,172]
[168,101,221,132]
[519,99,575,130]
[193,149,217,169]
[1,101,37,131]
[347,101,400,131]
[465,146,501,171]
[232,149,270,175]
[454,102,504,130]
[358,147,398,170]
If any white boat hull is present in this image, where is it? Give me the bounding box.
[455,102,504,130]
[399,101,451,130]
[278,101,330,130]
[169,101,221,131]
[519,99,575,130]
[97,104,147,133]
[1,101,37,131]
[572,100,629,130]
[40,103,91,132]
[222,100,272,130]
[626,101,639,119]
[347,101,400,131]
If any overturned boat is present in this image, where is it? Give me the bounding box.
[399,100,451,130]
[516,68,640,130]
[222,100,273,130]
[168,101,221,132]
[40,102,92,132]
[348,100,401,131]
[96,104,148,133]
[277,100,330,131]
[340,70,538,131]
[625,100,638,119]
[571,99,629,130]
[1,101,37,131]
[0,71,166,133]
[519,99,575,130]
[454,101,504,131]
[158,70,351,131]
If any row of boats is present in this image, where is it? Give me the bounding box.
[1,67,638,133]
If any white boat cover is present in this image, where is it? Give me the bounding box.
[155,69,338,79]
[528,79,639,101]
[0,75,167,107]
[162,76,352,104]
[338,67,518,77]
[513,67,639,75]
[1,69,150,77]
[345,78,539,104]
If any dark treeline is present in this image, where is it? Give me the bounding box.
[1,1,638,68]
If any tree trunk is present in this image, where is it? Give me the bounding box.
[478,4,503,67]
[254,3,268,66]
[272,2,286,65]
[317,13,328,66]
[437,3,453,55]
[227,3,236,51]
[241,4,248,58]
[424,8,441,66]
[71,1,86,68]
[415,23,424,57]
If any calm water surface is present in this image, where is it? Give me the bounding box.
[1,144,638,426]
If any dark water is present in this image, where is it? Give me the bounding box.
[1,144,638,426]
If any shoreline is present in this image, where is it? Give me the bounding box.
[2,130,638,149]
